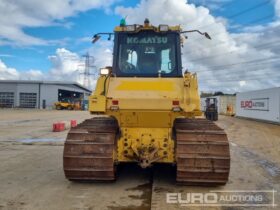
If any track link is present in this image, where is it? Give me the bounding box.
[174,118,230,185]
[63,117,118,181]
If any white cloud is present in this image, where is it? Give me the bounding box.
[48,48,80,77]
[0,47,112,89]
[0,0,118,46]
[20,69,44,80]
[275,0,280,17]
[47,48,94,87]
[239,80,246,87]
[114,0,280,93]
[89,40,113,69]
[0,59,46,81]
[0,60,19,80]
[0,54,14,58]
[189,0,233,11]
[47,46,113,88]
[0,48,84,85]
[1,0,280,93]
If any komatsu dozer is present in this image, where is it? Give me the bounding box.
[63,19,230,185]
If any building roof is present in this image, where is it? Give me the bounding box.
[0,80,92,93]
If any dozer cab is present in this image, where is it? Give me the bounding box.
[63,19,230,185]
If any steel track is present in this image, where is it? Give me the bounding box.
[63,117,118,181]
[174,118,230,185]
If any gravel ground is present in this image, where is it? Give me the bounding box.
[0,109,279,210]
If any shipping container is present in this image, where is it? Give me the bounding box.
[236,87,280,124]
[201,95,236,115]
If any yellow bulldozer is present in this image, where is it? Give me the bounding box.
[63,19,230,185]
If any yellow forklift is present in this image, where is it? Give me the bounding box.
[204,97,218,121]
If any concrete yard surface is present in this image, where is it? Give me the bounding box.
[0,109,279,210]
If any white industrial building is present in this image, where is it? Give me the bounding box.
[0,80,91,109]
[201,95,236,115]
[236,87,280,124]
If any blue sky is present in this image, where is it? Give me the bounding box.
[0,2,127,72]
[0,0,279,92]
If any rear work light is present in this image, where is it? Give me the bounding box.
[172,100,181,112]
[159,24,169,32]
[100,68,109,75]
[126,25,137,32]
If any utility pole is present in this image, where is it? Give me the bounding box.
[78,52,96,88]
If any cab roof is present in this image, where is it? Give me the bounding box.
[114,24,181,33]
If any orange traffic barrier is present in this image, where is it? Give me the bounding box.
[53,122,65,132]
[71,120,77,128]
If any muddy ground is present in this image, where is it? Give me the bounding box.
[0,109,279,210]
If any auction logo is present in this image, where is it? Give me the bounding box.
[166,190,277,207]
[241,100,253,108]
[240,98,269,111]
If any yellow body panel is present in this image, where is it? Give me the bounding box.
[89,72,201,164]
[89,75,107,113]
[115,80,175,91]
